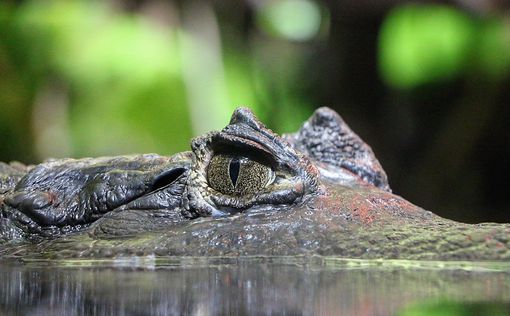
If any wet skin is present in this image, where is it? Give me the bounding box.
[0,107,509,260]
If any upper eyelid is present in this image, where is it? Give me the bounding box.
[209,139,277,169]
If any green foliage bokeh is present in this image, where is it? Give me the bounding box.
[0,0,317,161]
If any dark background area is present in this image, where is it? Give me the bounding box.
[0,0,509,223]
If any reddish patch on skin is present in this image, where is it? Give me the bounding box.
[342,193,374,224]
[313,191,376,224]
[313,181,431,225]
[483,234,507,250]
[46,190,58,205]
[369,194,413,211]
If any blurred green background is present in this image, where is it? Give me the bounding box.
[0,0,509,223]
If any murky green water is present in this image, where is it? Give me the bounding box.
[1,257,509,315]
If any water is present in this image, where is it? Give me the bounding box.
[1,256,509,315]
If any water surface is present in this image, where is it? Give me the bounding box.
[1,257,509,315]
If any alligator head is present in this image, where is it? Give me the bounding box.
[1,107,509,260]
[0,107,388,235]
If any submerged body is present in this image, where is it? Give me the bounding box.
[0,107,508,260]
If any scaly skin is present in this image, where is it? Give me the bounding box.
[0,107,509,260]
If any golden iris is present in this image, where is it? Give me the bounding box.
[207,155,274,195]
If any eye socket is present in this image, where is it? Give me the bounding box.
[207,155,275,196]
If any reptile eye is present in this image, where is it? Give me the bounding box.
[207,155,275,196]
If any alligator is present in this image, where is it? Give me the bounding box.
[0,107,509,260]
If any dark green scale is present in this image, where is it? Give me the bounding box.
[207,155,274,196]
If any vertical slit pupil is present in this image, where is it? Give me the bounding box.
[229,158,241,188]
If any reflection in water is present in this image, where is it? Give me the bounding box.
[0,257,509,315]
[399,300,510,316]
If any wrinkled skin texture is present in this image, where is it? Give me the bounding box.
[0,107,509,260]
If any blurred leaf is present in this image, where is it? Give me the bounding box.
[7,0,191,157]
[477,18,510,80]
[379,4,475,89]
[256,0,322,42]
[398,300,510,316]
[223,53,259,113]
[179,29,234,136]
[0,0,317,161]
